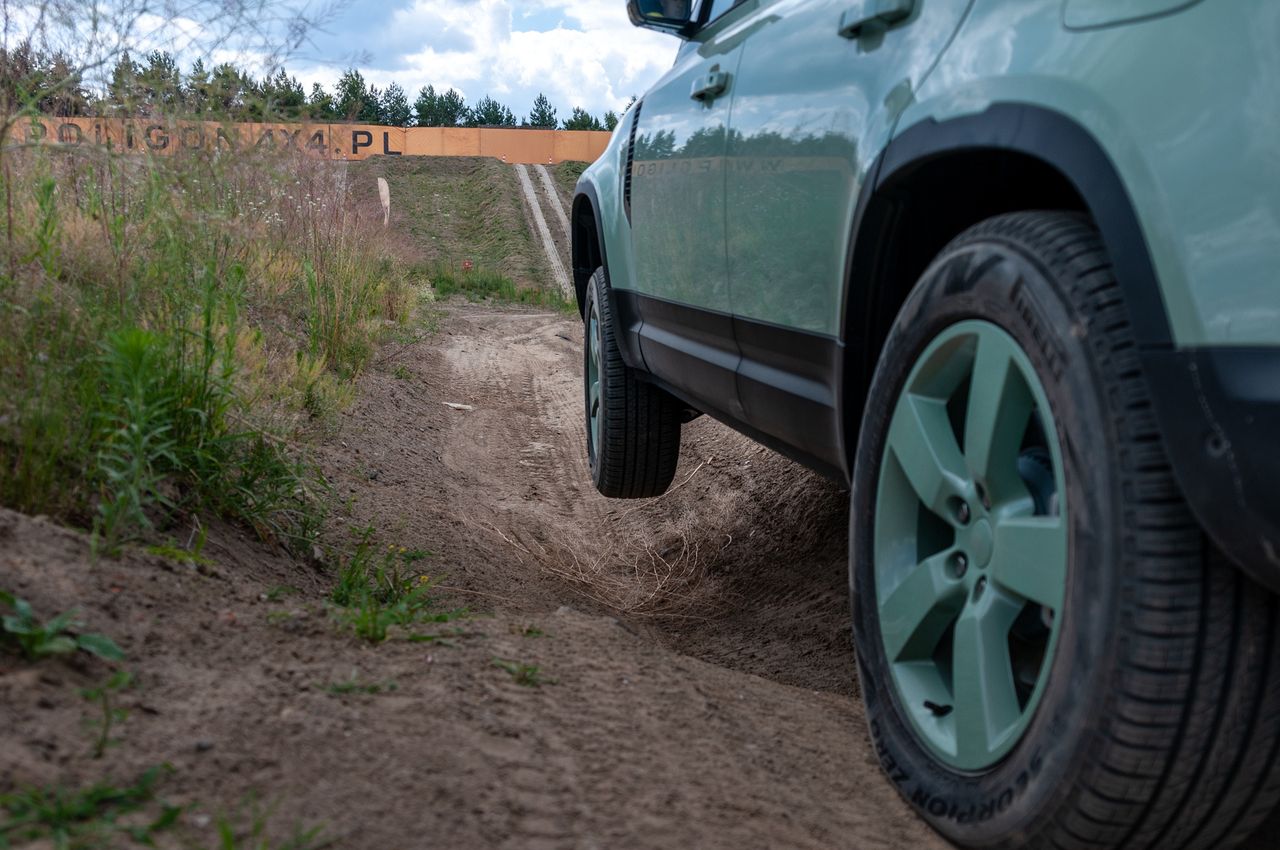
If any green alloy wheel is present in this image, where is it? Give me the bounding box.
[874,319,1065,771]
[851,213,1280,850]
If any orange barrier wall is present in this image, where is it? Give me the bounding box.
[13,117,613,164]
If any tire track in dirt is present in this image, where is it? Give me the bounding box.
[515,164,572,298]
[0,302,945,849]
[307,302,945,847]
[431,305,859,692]
[533,164,572,244]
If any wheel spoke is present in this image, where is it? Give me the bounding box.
[887,394,968,517]
[991,515,1067,611]
[963,331,1034,495]
[879,551,967,663]
[952,592,1023,764]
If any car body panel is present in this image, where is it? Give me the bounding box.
[909,0,1280,346]
[722,0,973,458]
[724,0,972,336]
[626,10,751,418]
[574,0,1280,581]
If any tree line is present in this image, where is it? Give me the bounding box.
[0,43,628,130]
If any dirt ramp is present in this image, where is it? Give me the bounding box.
[396,305,858,698]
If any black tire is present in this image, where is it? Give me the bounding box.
[583,268,681,498]
[850,212,1280,849]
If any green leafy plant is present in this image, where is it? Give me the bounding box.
[265,585,300,602]
[0,591,124,662]
[0,765,180,849]
[209,797,327,850]
[328,530,463,643]
[425,262,573,313]
[80,670,135,759]
[492,658,555,688]
[1,143,401,555]
[325,672,397,696]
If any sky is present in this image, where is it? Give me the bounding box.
[279,1,681,119]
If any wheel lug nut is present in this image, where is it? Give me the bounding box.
[953,554,968,578]
[957,502,971,525]
[974,577,987,599]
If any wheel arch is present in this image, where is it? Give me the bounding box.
[840,103,1173,472]
[571,184,607,320]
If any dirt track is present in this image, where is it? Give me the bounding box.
[2,303,946,848]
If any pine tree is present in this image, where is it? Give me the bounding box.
[208,62,246,117]
[381,82,411,127]
[335,68,370,122]
[361,84,382,123]
[603,110,619,131]
[262,68,305,120]
[307,82,335,120]
[562,106,602,131]
[138,50,181,116]
[107,51,142,115]
[467,95,516,127]
[526,92,557,128]
[435,88,467,126]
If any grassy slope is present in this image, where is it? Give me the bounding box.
[354,157,540,283]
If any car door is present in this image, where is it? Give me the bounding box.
[723,0,974,472]
[628,0,752,422]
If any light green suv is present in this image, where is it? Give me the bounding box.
[571,1,1280,847]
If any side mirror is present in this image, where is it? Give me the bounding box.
[626,0,695,36]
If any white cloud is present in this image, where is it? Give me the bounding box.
[292,0,678,118]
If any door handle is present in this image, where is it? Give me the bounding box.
[838,0,914,38]
[690,70,730,102]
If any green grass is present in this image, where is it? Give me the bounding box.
[264,585,301,602]
[0,765,181,849]
[328,528,464,643]
[79,670,134,759]
[209,798,327,850]
[325,673,398,696]
[0,146,415,555]
[492,658,555,687]
[423,262,573,312]
[0,591,124,662]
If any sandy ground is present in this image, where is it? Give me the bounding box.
[0,303,951,849]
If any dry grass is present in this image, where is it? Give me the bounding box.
[0,142,421,553]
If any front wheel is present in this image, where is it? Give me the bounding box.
[851,212,1280,849]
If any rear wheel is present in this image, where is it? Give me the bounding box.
[851,212,1280,849]
[584,268,681,498]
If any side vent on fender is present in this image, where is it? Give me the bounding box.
[624,101,643,222]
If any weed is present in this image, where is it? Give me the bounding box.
[147,542,213,568]
[492,658,555,687]
[0,765,180,849]
[0,144,408,552]
[209,797,327,850]
[264,585,300,602]
[424,261,573,312]
[392,364,412,380]
[0,591,124,662]
[328,530,463,643]
[325,672,397,695]
[513,625,546,638]
[79,670,134,759]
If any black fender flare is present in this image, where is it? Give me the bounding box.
[851,103,1172,348]
[843,103,1280,586]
